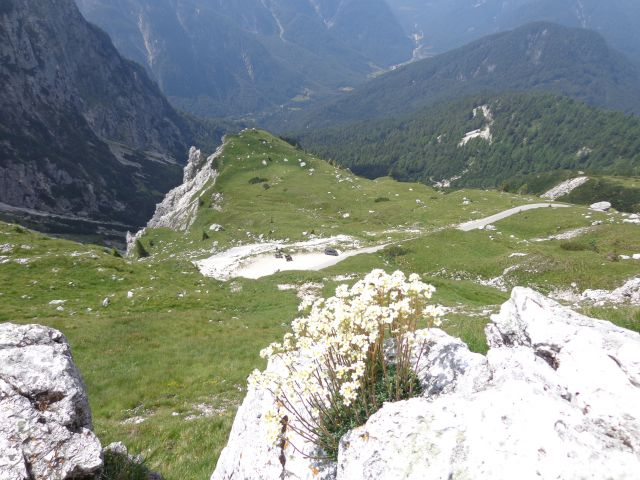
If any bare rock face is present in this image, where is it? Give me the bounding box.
[145,142,224,232]
[411,327,489,397]
[0,0,202,236]
[0,323,102,480]
[212,288,640,480]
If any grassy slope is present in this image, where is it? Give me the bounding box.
[0,129,638,478]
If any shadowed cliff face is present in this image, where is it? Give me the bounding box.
[0,0,205,239]
[75,0,413,118]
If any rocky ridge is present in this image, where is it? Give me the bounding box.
[212,287,640,480]
[146,142,224,232]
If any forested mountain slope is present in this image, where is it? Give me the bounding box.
[387,0,640,65]
[295,92,640,191]
[275,23,640,131]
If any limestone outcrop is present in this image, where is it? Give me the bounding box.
[0,323,103,480]
[212,288,640,480]
[145,143,224,232]
[541,176,589,200]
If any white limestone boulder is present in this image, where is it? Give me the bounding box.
[211,329,490,480]
[0,323,102,479]
[211,354,335,480]
[212,288,640,480]
[590,201,612,211]
[339,288,640,479]
[409,328,489,397]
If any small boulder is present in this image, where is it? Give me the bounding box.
[590,201,612,211]
[0,323,103,479]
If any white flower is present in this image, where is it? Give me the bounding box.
[249,269,443,449]
[339,381,359,406]
[335,284,349,298]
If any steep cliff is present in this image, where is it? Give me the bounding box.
[0,0,215,240]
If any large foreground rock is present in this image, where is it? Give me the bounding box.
[212,288,640,480]
[0,323,102,479]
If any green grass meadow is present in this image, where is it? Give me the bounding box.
[1,130,638,478]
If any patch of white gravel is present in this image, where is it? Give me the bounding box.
[331,274,358,282]
[277,282,323,305]
[195,236,385,281]
[185,403,227,421]
[475,265,522,292]
[121,416,147,425]
[533,226,593,242]
[581,278,640,306]
[551,277,640,306]
[458,105,494,147]
[541,177,589,200]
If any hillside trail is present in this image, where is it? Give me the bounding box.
[457,203,569,231]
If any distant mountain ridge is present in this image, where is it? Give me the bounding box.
[0,0,224,241]
[75,0,413,118]
[274,22,640,131]
[387,0,640,65]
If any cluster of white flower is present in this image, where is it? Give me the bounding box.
[249,269,443,449]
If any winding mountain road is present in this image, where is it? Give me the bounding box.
[458,203,570,232]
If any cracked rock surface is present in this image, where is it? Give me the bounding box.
[0,323,102,480]
[212,288,640,480]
